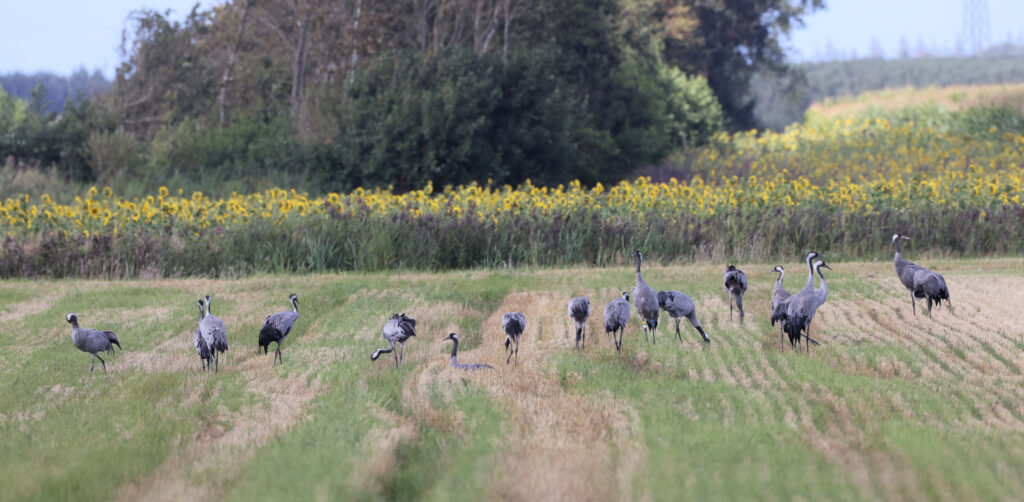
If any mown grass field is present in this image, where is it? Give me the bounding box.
[3,256,1024,501]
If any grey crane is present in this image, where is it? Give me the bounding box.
[200,295,228,373]
[656,290,711,343]
[892,234,950,316]
[371,313,416,367]
[194,299,211,372]
[723,265,747,321]
[783,259,831,351]
[771,252,822,349]
[568,296,591,350]
[632,250,660,344]
[502,312,526,366]
[258,293,299,366]
[604,292,630,354]
[65,313,121,372]
[769,266,790,349]
[442,333,493,370]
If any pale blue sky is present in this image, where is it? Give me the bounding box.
[1,1,1023,77]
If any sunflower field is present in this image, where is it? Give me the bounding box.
[2,113,1023,277]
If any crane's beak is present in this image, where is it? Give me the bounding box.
[822,264,833,271]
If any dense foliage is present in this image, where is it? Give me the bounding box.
[1,0,819,192]
[4,102,1023,277]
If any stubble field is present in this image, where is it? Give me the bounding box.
[3,257,1024,501]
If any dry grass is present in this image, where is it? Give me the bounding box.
[808,82,1024,119]
[6,258,1024,501]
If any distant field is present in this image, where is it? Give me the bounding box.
[3,257,1024,501]
[807,82,1024,119]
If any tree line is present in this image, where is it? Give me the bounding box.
[2,0,822,194]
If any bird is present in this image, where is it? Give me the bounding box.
[769,265,791,349]
[502,312,526,366]
[892,234,950,316]
[567,296,591,350]
[442,333,493,371]
[723,265,747,321]
[772,252,822,349]
[200,294,228,373]
[371,313,416,367]
[604,292,631,354]
[258,293,299,366]
[656,290,711,343]
[65,313,121,372]
[783,259,831,351]
[632,250,660,344]
[194,299,211,372]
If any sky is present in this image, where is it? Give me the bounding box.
[1,0,1023,77]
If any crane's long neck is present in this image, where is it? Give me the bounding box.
[204,301,212,317]
[775,270,785,287]
[893,240,904,265]
[449,338,459,360]
[635,255,644,283]
[817,266,828,297]
[291,297,299,313]
[803,259,816,291]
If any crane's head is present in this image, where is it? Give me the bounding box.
[443,332,460,343]
[65,313,78,324]
[726,264,737,272]
[621,291,630,301]
[197,298,205,319]
[805,251,820,264]
[892,233,910,244]
[814,259,833,272]
[772,265,784,274]
[289,293,298,304]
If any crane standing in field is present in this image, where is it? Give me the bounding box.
[656,290,711,343]
[604,292,631,354]
[194,299,211,371]
[632,250,661,344]
[783,259,831,351]
[568,296,591,350]
[502,312,526,366]
[65,313,121,372]
[443,333,493,371]
[772,252,822,349]
[258,293,299,366]
[724,265,747,321]
[892,234,950,316]
[371,313,417,367]
[201,295,228,373]
[770,266,790,349]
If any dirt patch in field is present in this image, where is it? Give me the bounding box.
[456,290,647,502]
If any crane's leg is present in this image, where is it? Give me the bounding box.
[729,297,734,321]
[736,294,745,322]
[581,325,585,350]
[90,354,96,372]
[394,348,400,368]
[643,325,649,344]
[926,298,933,316]
[910,293,917,316]
[96,353,106,373]
[675,318,682,343]
[574,326,580,351]
[514,337,519,367]
[652,324,656,346]
[780,327,785,351]
[399,342,405,363]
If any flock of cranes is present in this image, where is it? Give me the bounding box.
[63,234,951,373]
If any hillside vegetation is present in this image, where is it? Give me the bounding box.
[4,259,1024,501]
